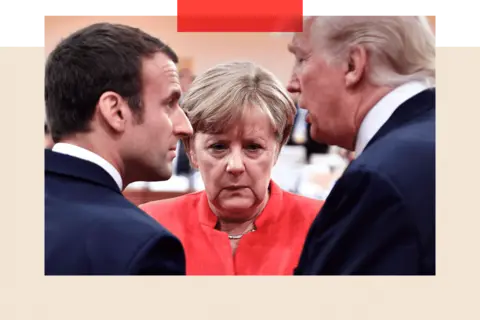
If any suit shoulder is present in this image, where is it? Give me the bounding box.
[354,134,434,198]
[355,119,434,185]
[93,200,172,236]
[84,203,179,257]
[80,207,184,275]
[365,115,434,165]
[336,163,397,191]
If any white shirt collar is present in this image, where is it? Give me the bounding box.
[52,142,123,190]
[355,81,431,155]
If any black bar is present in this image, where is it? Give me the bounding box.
[440,8,480,40]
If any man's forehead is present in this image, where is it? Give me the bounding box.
[288,32,309,53]
[206,123,269,138]
[143,54,179,83]
[158,58,179,79]
[164,64,180,82]
[289,17,314,49]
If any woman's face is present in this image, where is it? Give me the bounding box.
[191,107,279,222]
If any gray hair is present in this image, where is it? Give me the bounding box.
[180,61,297,151]
[306,16,435,87]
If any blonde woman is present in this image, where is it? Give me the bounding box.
[141,61,324,275]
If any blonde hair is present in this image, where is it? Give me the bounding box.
[181,61,297,151]
[307,16,435,87]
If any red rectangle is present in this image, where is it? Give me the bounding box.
[177,16,303,32]
[178,0,302,15]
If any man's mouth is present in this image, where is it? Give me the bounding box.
[305,113,312,124]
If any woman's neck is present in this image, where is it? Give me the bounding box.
[217,218,256,236]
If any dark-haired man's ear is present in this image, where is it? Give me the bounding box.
[97,91,130,133]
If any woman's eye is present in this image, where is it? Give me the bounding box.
[246,144,262,151]
[209,143,226,151]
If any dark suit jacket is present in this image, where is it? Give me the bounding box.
[45,149,186,275]
[294,88,435,275]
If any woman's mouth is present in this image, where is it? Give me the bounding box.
[224,186,247,190]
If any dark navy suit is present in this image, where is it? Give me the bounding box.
[45,150,186,275]
[295,88,436,275]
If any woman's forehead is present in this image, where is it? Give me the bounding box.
[199,120,277,142]
[203,122,274,139]
[198,105,273,131]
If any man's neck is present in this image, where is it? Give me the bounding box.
[59,135,125,186]
[348,85,393,150]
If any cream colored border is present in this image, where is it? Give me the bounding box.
[1,43,477,318]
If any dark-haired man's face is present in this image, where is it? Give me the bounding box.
[125,52,193,181]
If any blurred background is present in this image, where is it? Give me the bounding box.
[44,16,436,204]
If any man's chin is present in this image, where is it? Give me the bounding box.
[149,166,173,182]
[310,125,327,144]
[159,170,173,181]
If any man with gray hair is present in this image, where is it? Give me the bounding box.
[287,16,435,275]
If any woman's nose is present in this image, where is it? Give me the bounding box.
[226,152,245,175]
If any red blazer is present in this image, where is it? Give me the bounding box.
[140,181,323,275]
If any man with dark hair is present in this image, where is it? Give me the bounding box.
[45,23,193,275]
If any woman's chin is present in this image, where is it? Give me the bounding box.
[218,199,255,213]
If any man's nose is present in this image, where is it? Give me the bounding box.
[173,108,193,139]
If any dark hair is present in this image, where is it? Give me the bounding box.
[45,23,178,142]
